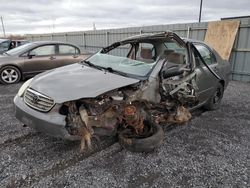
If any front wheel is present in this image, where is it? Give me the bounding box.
[204,83,224,110]
[118,120,164,152]
[0,66,21,84]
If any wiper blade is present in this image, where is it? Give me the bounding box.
[103,67,128,77]
[82,61,128,77]
[81,60,103,71]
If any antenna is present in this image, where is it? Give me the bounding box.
[1,16,6,37]
[198,0,203,22]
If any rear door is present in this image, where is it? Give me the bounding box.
[192,43,218,103]
[22,44,57,74]
[55,44,82,67]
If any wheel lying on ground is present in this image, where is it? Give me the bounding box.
[204,82,224,110]
[0,66,21,84]
[118,120,164,152]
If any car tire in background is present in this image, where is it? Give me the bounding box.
[118,120,164,152]
[0,66,21,84]
[204,82,224,110]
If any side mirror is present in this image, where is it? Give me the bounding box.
[28,51,36,59]
[162,67,184,79]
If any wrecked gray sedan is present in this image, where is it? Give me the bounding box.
[14,32,230,152]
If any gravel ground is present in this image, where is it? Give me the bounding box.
[0,81,249,188]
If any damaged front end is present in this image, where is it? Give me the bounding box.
[61,67,198,151]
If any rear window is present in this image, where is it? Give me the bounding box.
[194,44,216,65]
[59,45,80,55]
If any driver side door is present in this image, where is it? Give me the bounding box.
[192,43,218,103]
[22,44,57,75]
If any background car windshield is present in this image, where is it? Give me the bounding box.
[87,43,156,77]
[5,43,34,56]
[0,40,10,51]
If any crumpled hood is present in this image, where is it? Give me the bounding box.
[29,63,140,103]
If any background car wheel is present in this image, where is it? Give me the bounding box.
[118,121,164,152]
[204,82,224,110]
[0,66,21,84]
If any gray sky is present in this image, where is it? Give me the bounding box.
[0,0,250,35]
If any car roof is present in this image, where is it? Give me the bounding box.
[0,39,28,42]
[120,32,205,44]
[12,39,28,42]
[31,41,79,47]
[182,37,204,43]
[0,38,10,43]
[120,32,170,43]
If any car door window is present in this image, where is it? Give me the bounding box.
[194,44,216,65]
[164,41,187,65]
[59,45,80,55]
[135,43,156,63]
[17,41,22,47]
[30,45,55,56]
[107,43,132,57]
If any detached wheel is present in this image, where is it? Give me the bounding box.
[204,83,224,110]
[0,66,21,84]
[118,121,164,152]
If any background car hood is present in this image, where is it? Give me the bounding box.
[0,55,18,64]
[29,63,140,103]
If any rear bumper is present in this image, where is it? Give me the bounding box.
[14,95,80,140]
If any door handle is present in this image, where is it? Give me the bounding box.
[50,56,56,60]
[73,55,79,58]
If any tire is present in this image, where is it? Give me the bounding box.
[204,82,224,110]
[118,120,164,152]
[0,66,21,84]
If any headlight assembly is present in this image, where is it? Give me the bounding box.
[17,78,33,97]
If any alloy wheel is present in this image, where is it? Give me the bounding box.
[1,68,19,84]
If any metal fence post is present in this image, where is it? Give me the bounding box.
[82,32,86,49]
[187,27,191,38]
[65,34,67,42]
[139,29,143,35]
[106,31,109,46]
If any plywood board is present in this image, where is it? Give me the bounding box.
[204,20,240,60]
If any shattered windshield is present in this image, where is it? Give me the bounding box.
[86,42,157,77]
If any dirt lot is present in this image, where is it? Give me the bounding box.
[0,81,249,188]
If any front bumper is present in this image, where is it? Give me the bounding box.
[14,95,80,140]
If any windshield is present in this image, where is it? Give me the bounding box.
[5,43,34,56]
[0,40,10,52]
[86,42,157,77]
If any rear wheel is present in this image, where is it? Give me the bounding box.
[204,83,224,110]
[0,66,21,84]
